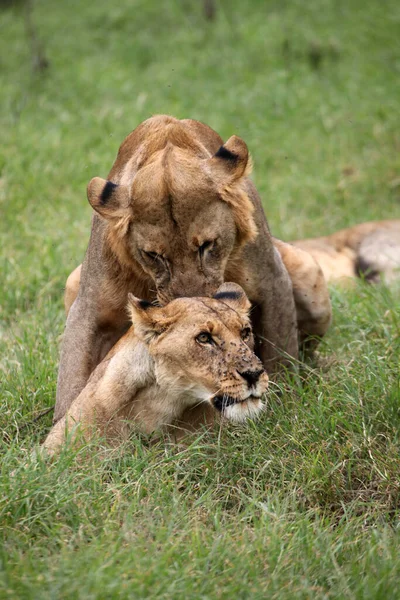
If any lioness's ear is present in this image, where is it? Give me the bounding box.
[213,282,251,315]
[210,136,251,180]
[87,177,131,219]
[127,293,167,343]
[127,293,158,342]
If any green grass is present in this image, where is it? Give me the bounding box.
[1,0,400,597]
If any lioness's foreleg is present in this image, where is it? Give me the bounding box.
[273,238,332,341]
[46,358,130,454]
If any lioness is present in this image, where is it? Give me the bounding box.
[43,284,269,454]
[56,114,333,423]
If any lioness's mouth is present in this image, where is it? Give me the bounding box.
[212,393,265,423]
[213,394,259,412]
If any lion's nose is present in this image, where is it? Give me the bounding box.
[237,369,264,388]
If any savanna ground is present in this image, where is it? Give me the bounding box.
[1,0,400,597]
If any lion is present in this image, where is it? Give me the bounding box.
[55,114,334,423]
[43,284,269,454]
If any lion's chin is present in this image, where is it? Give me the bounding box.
[212,395,265,423]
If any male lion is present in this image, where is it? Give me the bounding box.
[44,284,269,454]
[56,115,333,423]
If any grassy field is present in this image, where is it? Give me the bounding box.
[1,0,400,597]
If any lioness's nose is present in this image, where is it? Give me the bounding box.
[237,369,264,387]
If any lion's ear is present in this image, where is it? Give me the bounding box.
[87,177,131,219]
[213,283,251,315]
[208,137,257,246]
[210,136,250,181]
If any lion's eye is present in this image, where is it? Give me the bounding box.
[241,327,251,341]
[198,240,214,256]
[196,331,213,344]
[142,250,162,262]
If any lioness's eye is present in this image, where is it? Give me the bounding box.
[196,331,213,344]
[241,327,251,341]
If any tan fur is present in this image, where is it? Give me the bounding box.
[271,239,332,341]
[291,220,400,284]
[64,219,400,318]
[44,285,269,454]
[64,265,81,314]
[60,119,398,423]
[55,115,305,423]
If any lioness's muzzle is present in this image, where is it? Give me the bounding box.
[213,395,259,412]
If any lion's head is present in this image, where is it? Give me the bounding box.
[86,115,257,304]
[128,283,268,422]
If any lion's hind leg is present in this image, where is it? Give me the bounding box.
[273,238,332,344]
[64,264,82,315]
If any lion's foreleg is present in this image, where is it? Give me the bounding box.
[55,300,98,423]
[251,247,299,373]
[54,297,126,423]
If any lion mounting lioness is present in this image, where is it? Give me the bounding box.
[55,114,400,427]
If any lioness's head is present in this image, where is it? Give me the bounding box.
[87,118,257,304]
[128,283,268,422]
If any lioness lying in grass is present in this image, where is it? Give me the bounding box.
[43,283,269,454]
